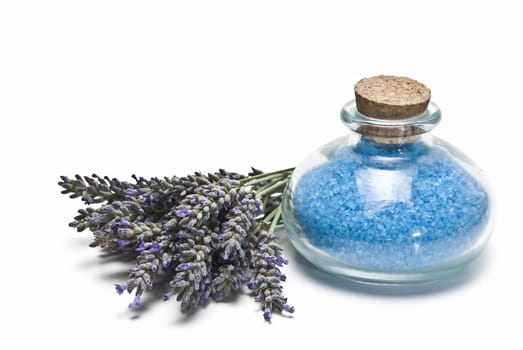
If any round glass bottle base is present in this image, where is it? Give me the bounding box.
[282,200,490,285]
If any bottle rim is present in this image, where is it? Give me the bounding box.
[340,100,441,143]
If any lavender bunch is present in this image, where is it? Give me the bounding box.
[58,168,294,322]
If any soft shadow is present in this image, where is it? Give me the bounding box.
[97,251,138,263]
[286,241,493,298]
[173,310,201,325]
[67,236,172,319]
[74,250,137,270]
[99,270,131,281]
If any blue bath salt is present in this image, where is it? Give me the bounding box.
[293,138,489,272]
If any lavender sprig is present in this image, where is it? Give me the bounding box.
[58,168,294,322]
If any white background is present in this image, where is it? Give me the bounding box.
[1,1,521,349]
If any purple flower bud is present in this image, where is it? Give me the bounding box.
[263,308,272,322]
[255,198,263,211]
[162,259,171,269]
[199,290,211,304]
[138,196,149,205]
[91,213,103,224]
[151,241,161,252]
[178,263,191,271]
[114,283,128,295]
[275,257,288,266]
[113,239,129,250]
[283,304,295,313]
[280,274,287,282]
[177,230,190,239]
[247,276,256,290]
[176,207,190,218]
[128,295,141,309]
[135,241,145,252]
[114,218,131,227]
[123,188,139,196]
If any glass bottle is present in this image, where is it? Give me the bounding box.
[282,75,494,284]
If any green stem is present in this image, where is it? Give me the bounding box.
[256,179,289,197]
[267,205,281,235]
[242,167,294,185]
[263,205,280,223]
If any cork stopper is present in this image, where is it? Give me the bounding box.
[355,75,431,119]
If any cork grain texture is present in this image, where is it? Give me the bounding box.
[355,75,431,119]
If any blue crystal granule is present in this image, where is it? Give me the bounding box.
[293,138,489,272]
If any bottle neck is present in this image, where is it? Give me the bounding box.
[354,133,431,158]
[341,100,441,144]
